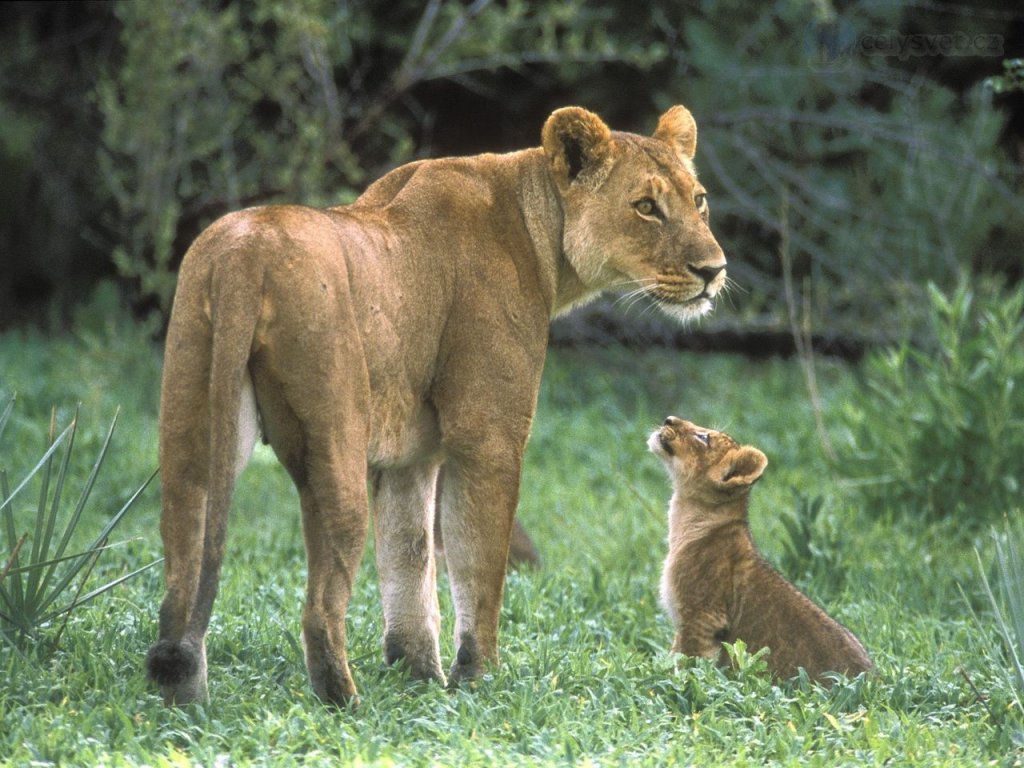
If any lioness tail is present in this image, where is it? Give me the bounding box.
[146,638,200,685]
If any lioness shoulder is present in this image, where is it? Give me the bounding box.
[648,417,872,685]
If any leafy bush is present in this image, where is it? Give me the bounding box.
[988,58,1024,94]
[89,1,1022,340]
[0,397,158,654]
[837,280,1024,526]
[95,0,660,315]
[652,1,1021,340]
[776,492,846,591]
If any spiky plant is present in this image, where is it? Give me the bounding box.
[0,396,159,654]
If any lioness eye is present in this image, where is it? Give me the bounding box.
[694,193,707,209]
[694,432,711,446]
[634,198,659,217]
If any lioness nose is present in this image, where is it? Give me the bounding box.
[690,264,726,284]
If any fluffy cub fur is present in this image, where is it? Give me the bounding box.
[648,417,872,685]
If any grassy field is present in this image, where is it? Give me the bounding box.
[0,310,1019,766]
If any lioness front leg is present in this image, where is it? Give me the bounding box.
[372,461,445,684]
[439,451,520,684]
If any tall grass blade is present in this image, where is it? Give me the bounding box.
[1,473,27,628]
[3,539,141,577]
[45,533,103,654]
[997,520,1024,698]
[34,465,156,619]
[42,558,162,626]
[0,394,13,441]
[35,409,118,607]
[26,409,78,614]
[38,408,80,596]
[1,392,14,608]
[0,533,27,582]
[975,516,1024,711]
[0,420,75,516]
[27,411,57,594]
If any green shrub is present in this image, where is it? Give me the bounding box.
[93,1,1022,339]
[776,492,846,592]
[96,0,660,315]
[649,1,1022,341]
[837,280,1024,526]
[988,58,1024,94]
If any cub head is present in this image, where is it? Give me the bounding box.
[541,105,727,322]
[648,416,767,505]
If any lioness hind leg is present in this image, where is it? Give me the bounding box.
[438,453,519,685]
[256,378,369,707]
[372,462,446,684]
[278,441,368,708]
[251,360,370,706]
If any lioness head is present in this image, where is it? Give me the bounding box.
[648,416,767,505]
[542,105,727,322]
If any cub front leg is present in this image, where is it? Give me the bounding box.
[673,608,730,662]
[438,449,522,684]
[372,461,446,684]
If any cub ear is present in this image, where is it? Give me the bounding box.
[542,106,613,189]
[716,446,768,491]
[653,105,698,162]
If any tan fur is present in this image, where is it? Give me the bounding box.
[648,417,872,686]
[147,106,727,707]
[433,470,540,571]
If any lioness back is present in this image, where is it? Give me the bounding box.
[649,417,872,685]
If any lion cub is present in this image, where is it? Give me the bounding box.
[648,417,872,685]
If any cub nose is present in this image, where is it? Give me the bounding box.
[689,263,726,285]
[663,416,682,427]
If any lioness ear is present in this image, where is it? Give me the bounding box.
[716,446,767,490]
[653,105,698,161]
[542,106,613,189]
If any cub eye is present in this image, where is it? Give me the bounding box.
[694,192,707,210]
[634,198,660,217]
[694,432,711,447]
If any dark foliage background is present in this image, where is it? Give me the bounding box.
[1,0,1021,346]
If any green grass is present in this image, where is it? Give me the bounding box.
[0,317,1019,766]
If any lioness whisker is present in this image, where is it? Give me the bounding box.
[611,279,658,310]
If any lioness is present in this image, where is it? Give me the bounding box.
[147,105,727,707]
[648,417,872,685]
